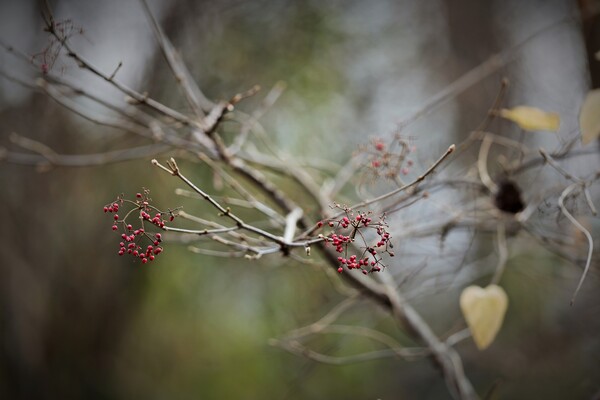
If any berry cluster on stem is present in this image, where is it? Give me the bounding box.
[360,135,416,179]
[317,204,394,275]
[103,189,179,264]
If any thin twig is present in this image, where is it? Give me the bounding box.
[196,152,286,224]
[229,81,287,154]
[558,183,594,306]
[152,158,327,252]
[478,135,497,193]
[491,221,507,285]
[396,16,572,129]
[346,144,455,212]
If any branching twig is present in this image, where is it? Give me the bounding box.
[346,144,456,212]
[152,158,326,253]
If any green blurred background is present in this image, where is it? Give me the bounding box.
[1,0,600,399]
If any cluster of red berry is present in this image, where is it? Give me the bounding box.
[34,19,84,75]
[317,207,394,275]
[116,232,163,263]
[361,136,416,179]
[103,190,177,264]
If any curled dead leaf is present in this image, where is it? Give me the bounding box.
[500,106,560,132]
[580,89,600,145]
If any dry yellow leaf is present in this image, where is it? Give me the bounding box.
[459,285,508,350]
[580,89,600,145]
[499,106,560,132]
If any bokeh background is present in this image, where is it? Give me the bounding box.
[1,0,600,399]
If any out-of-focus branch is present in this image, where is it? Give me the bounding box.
[139,0,213,116]
[491,222,508,285]
[397,16,572,129]
[195,152,286,225]
[378,270,477,399]
[478,134,497,193]
[558,183,594,305]
[229,81,287,155]
[2,136,170,168]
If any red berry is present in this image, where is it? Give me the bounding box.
[103,207,108,213]
[142,258,148,264]
[169,215,174,221]
[127,224,133,230]
[149,255,155,261]
[113,214,119,221]
[155,233,162,240]
[112,225,118,231]
[337,267,343,273]
[136,193,142,198]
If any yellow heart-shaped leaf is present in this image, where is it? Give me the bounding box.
[580,89,600,145]
[460,285,508,350]
[500,106,560,132]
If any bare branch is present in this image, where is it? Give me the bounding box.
[2,139,170,168]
